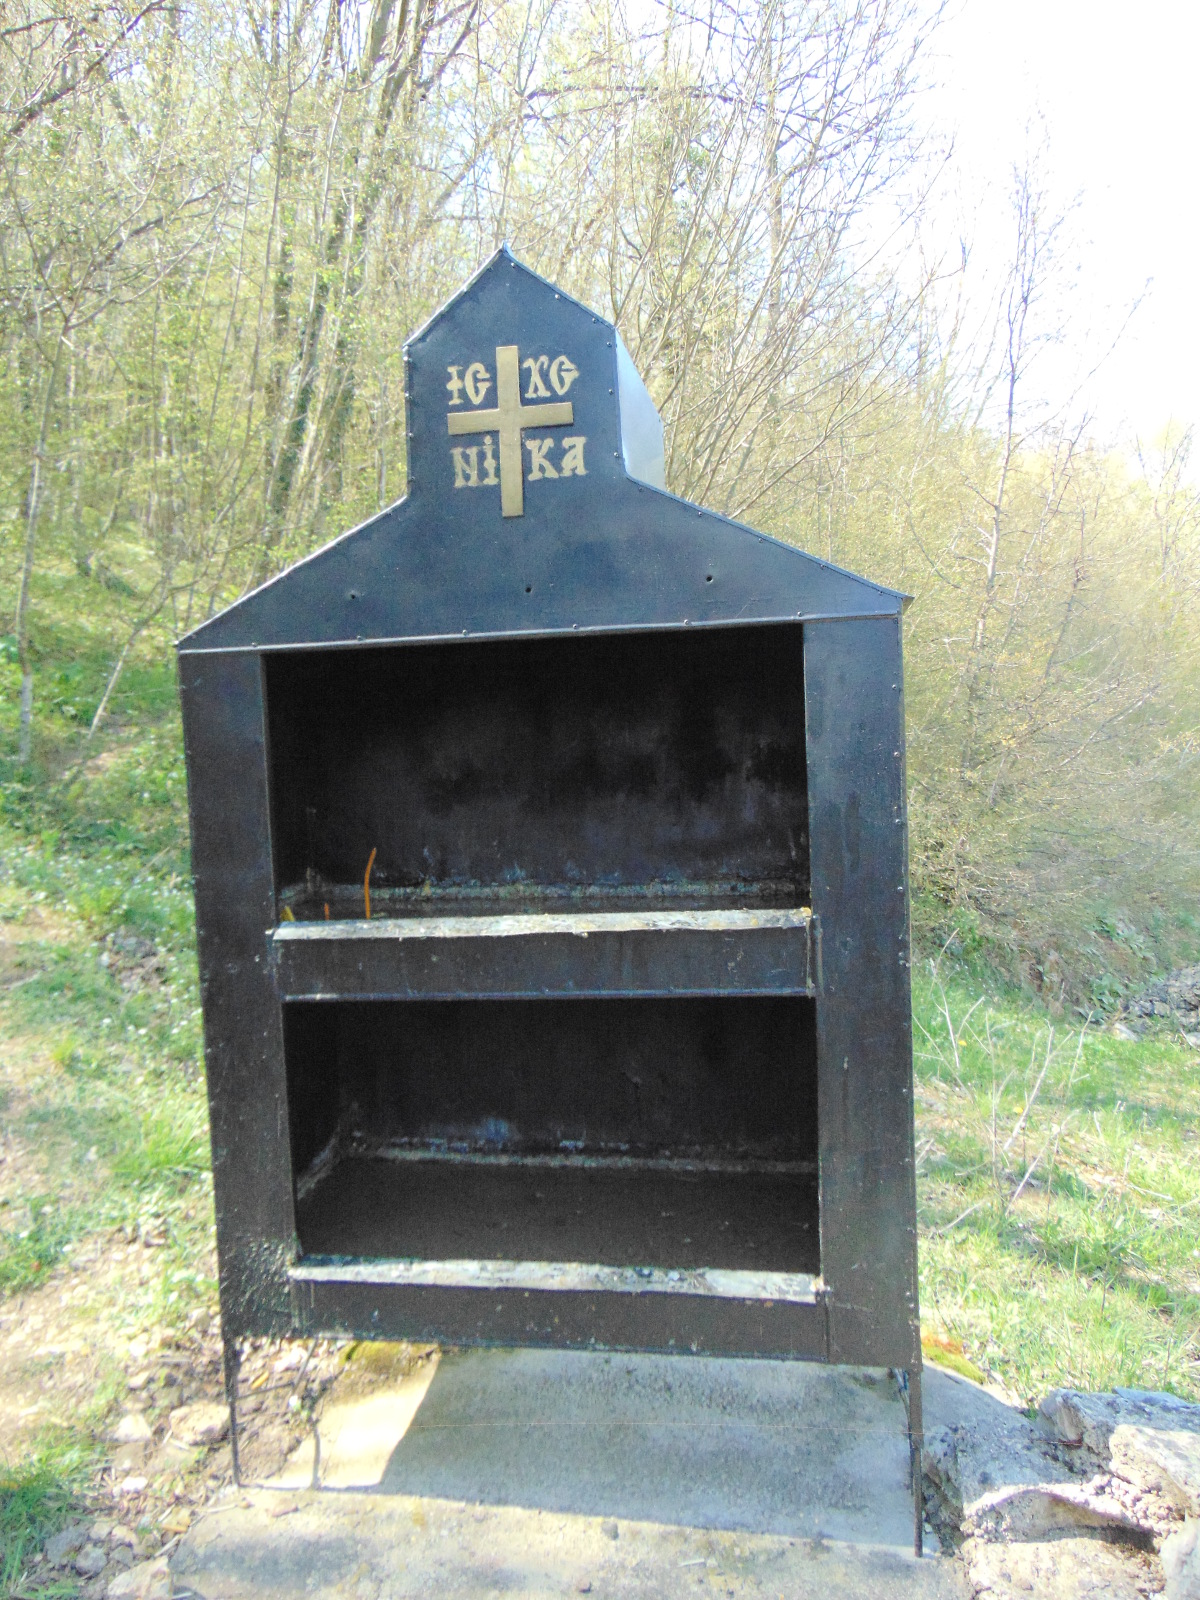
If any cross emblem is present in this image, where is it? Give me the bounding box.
[447,344,573,517]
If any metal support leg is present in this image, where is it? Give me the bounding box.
[907,1362,925,1557]
[222,1333,243,1488]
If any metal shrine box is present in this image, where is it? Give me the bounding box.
[177,250,921,1520]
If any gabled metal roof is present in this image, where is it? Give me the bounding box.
[179,248,902,654]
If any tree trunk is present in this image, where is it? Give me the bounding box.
[14,342,62,768]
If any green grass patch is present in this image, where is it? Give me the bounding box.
[0,1200,76,1295]
[913,961,1200,1402]
[0,1434,100,1598]
[110,1101,209,1188]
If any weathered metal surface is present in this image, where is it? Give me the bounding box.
[282,995,818,1182]
[290,1276,831,1361]
[264,626,809,907]
[179,253,902,659]
[292,1149,819,1273]
[274,907,811,938]
[279,881,799,919]
[271,912,814,1001]
[804,614,917,1371]
[289,1258,820,1303]
[178,650,294,1338]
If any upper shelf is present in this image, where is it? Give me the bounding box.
[271,904,817,1001]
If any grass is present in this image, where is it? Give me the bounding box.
[0,622,1198,1583]
[0,1439,101,1598]
[0,666,217,1593]
[914,963,1200,1402]
[0,1200,77,1295]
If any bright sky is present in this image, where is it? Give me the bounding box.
[917,0,1200,447]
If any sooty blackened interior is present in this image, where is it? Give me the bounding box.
[286,996,819,1273]
[265,624,808,915]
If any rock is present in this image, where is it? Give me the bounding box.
[1111,1425,1200,1516]
[45,1523,90,1566]
[924,1368,1075,1520]
[1038,1387,1200,1457]
[600,1520,619,1540]
[75,1544,109,1577]
[113,1413,152,1444]
[106,1555,172,1599]
[965,1481,1150,1545]
[168,1401,229,1447]
[1112,1021,1141,1042]
[111,1526,137,1547]
[922,1426,963,1519]
[1163,1520,1200,1600]
[90,1520,116,1542]
[1038,1390,1096,1448]
[1126,965,1200,1024]
[119,1476,148,1496]
[963,1533,1156,1600]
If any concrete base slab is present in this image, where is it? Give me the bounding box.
[371,1349,915,1545]
[173,1491,966,1599]
[172,1349,966,1597]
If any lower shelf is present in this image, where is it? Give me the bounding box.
[293,1153,820,1283]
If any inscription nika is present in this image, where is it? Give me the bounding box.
[446,343,585,517]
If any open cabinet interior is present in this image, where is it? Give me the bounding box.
[268,623,819,1290]
[286,996,820,1278]
[264,623,809,918]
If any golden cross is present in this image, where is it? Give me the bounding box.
[447,345,573,517]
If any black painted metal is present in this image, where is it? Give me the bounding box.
[178,248,920,1546]
[265,627,810,904]
[805,615,918,1370]
[271,919,814,1002]
[291,1277,832,1361]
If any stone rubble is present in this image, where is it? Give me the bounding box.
[44,1523,90,1567]
[75,1544,109,1577]
[1039,1388,1200,1458]
[106,1555,173,1599]
[963,1535,1159,1599]
[1112,1429,1200,1519]
[1123,966,1200,1028]
[924,1372,1200,1599]
[1161,1520,1200,1600]
[965,1481,1152,1545]
[112,1412,153,1444]
[168,1400,230,1446]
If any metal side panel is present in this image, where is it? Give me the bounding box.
[179,648,294,1337]
[804,616,920,1369]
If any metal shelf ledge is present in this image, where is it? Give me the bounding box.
[271,907,816,1000]
[290,1257,821,1304]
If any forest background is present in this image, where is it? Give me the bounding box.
[2,3,1200,1579]
[1,0,1198,996]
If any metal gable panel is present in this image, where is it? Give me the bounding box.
[179,252,902,654]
